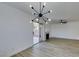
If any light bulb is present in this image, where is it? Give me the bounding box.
[50,10,52,13]
[44,2,46,6]
[36,18,39,21]
[29,5,32,8]
[48,19,51,21]
[60,23,63,24]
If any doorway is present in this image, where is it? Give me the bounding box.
[33,22,40,44]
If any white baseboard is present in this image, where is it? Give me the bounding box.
[50,37,79,40]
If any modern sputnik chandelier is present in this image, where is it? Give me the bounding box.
[30,2,52,24]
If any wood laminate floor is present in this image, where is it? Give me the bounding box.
[12,38,79,57]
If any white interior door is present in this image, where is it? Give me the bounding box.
[39,25,46,41]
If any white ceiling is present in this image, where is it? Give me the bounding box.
[2,2,79,23]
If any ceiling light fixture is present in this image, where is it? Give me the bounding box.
[29,2,52,24]
[59,20,67,24]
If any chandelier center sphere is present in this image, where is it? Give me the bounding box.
[39,13,43,17]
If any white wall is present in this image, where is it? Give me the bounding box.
[0,3,33,56]
[49,21,79,40]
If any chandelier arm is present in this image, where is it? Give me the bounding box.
[32,16,38,21]
[41,6,45,13]
[42,17,46,23]
[32,8,39,14]
[43,16,48,21]
[40,2,42,13]
[34,13,39,15]
[43,11,50,15]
